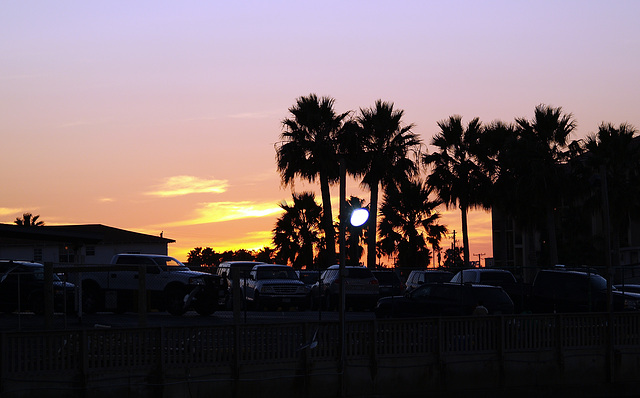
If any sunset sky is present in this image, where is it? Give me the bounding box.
[2,1,639,264]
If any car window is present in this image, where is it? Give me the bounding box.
[427,272,453,283]
[373,272,399,284]
[299,272,319,284]
[256,267,297,280]
[345,268,374,279]
[479,271,515,285]
[152,257,184,268]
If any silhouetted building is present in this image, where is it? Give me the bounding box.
[0,224,174,265]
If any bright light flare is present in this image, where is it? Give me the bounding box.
[350,208,369,227]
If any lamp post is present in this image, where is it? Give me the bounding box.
[338,158,347,394]
[338,157,368,397]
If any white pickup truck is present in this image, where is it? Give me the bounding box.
[241,264,309,310]
[78,253,226,316]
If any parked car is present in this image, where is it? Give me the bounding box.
[613,284,640,294]
[297,270,321,309]
[531,268,640,313]
[215,261,265,308]
[372,270,405,297]
[312,265,379,311]
[405,269,453,293]
[375,282,514,318]
[0,260,75,314]
[78,254,226,316]
[241,264,309,310]
[450,268,528,312]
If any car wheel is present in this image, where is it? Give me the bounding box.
[253,291,263,311]
[193,293,217,316]
[82,287,101,315]
[29,292,44,315]
[165,286,187,316]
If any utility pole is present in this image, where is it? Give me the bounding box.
[474,253,485,267]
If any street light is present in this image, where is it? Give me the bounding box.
[338,157,369,396]
[350,208,369,227]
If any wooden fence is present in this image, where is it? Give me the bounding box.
[2,313,640,397]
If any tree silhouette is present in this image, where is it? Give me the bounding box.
[378,178,442,268]
[424,116,490,268]
[513,105,576,266]
[582,122,640,268]
[14,213,44,226]
[276,94,350,266]
[272,192,323,269]
[356,100,422,268]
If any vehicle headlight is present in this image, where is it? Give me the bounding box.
[261,286,275,293]
[189,277,206,286]
[624,298,640,310]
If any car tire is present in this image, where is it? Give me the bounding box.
[253,291,263,311]
[82,287,101,315]
[193,293,217,316]
[29,292,44,315]
[165,286,187,316]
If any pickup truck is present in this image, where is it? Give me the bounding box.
[530,267,640,313]
[241,264,309,310]
[78,253,226,316]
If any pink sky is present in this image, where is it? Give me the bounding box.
[2,1,639,263]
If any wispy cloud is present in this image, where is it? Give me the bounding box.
[228,109,281,119]
[147,176,229,197]
[184,109,281,122]
[164,201,282,227]
[0,207,22,217]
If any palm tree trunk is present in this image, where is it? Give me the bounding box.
[461,202,471,268]
[320,173,337,266]
[546,200,558,266]
[367,182,379,268]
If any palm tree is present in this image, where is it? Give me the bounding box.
[356,100,422,268]
[424,116,490,268]
[14,213,44,226]
[425,221,448,268]
[272,192,323,269]
[276,94,350,266]
[513,105,576,266]
[378,178,443,268]
[582,122,640,268]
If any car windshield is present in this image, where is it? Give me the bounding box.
[24,265,62,281]
[373,272,399,284]
[152,257,186,268]
[345,268,374,279]
[299,272,319,284]
[257,267,298,280]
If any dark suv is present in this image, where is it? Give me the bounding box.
[531,268,640,313]
[374,282,514,318]
[451,268,527,312]
[0,260,75,314]
[312,265,379,310]
[405,269,453,293]
[372,270,405,297]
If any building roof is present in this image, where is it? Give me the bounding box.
[0,224,174,245]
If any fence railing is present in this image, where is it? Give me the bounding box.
[2,312,639,376]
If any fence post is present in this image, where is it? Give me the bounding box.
[138,265,147,327]
[44,262,54,329]
[369,319,378,381]
[0,333,5,395]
